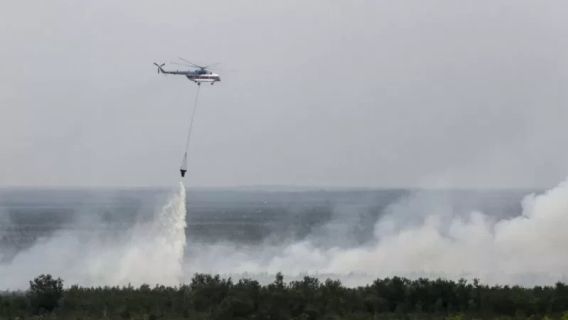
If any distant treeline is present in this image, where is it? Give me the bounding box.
[2,274,568,320]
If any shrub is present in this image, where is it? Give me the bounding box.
[27,274,64,314]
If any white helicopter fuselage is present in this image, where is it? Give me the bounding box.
[186,73,221,84]
[154,62,221,85]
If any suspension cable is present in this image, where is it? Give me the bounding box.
[183,85,201,156]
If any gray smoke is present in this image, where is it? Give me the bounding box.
[0,182,187,289]
[185,178,568,286]
[2,179,568,289]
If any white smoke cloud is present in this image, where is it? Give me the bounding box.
[2,179,568,289]
[185,178,568,286]
[0,182,187,289]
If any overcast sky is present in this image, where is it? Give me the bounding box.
[1,0,568,188]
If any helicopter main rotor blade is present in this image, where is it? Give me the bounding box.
[169,62,193,67]
[178,57,203,69]
[201,63,221,70]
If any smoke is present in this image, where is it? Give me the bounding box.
[2,178,568,289]
[0,182,187,289]
[185,178,568,286]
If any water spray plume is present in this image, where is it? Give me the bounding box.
[0,182,188,289]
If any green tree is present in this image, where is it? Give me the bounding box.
[27,274,64,314]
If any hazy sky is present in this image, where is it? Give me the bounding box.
[1,0,568,188]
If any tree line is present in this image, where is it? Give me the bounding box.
[2,273,568,319]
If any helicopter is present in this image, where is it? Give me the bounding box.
[153,58,221,85]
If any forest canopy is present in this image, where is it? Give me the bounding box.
[2,273,568,320]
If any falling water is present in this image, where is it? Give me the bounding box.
[0,182,188,289]
[82,180,188,286]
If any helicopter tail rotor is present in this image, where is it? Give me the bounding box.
[153,62,165,74]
